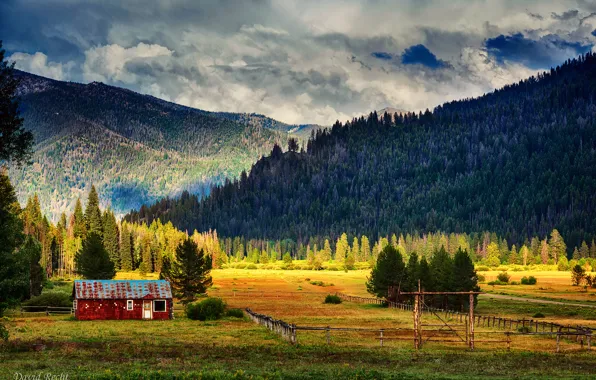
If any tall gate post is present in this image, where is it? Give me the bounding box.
[469,292,474,351]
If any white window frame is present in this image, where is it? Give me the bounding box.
[153,299,166,312]
[127,300,134,310]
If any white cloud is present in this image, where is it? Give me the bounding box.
[9,52,75,80]
[6,0,595,125]
[82,43,173,83]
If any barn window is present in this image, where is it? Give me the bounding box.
[127,300,134,310]
[153,300,166,312]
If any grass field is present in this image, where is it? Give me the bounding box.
[2,269,596,379]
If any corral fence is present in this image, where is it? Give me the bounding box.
[245,306,593,352]
[336,292,595,336]
[245,308,297,344]
[19,306,73,316]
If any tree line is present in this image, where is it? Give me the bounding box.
[127,53,596,253]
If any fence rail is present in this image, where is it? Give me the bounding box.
[336,292,595,337]
[19,306,73,316]
[245,308,297,344]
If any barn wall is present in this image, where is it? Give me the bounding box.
[76,299,171,320]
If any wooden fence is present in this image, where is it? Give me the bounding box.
[335,292,595,337]
[19,306,73,316]
[245,308,297,344]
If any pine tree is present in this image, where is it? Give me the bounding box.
[74,232,115,279]
[120,223,133,271]
[73,198,86,239]
[0,41,33,164]
[549,229,566,262]
[366,245,406,300]
[322,239,332,262]
[591,239,596,258]
[520,245,529,266]
[540,239,550,264]
[335,233,348,263]
[451,248,480,309]
[486,242,501,267]
[351,237,360,262]
[84,185,103,236]
[430,246,454,308]
[22,236,44,297]
[572,247,580,260]
[579,241,589,258]
[160,238,212,304]
[102,209,120,269]
[50,236,59,272]
[405,252,419,292]
[361,235,371,262]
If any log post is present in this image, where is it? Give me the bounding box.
[469,292,474,351]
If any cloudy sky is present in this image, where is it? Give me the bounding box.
[2,0,596,125]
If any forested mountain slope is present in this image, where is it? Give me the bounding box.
[128,54,596,250]
[8,70,307,219]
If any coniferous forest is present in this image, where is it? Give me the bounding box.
[126,54,596,253]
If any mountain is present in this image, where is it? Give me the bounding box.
[127,54,596,251]
[9,70,317,219]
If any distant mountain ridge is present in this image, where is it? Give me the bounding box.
[9,70,322,220]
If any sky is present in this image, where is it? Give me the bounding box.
[2,0,596,125]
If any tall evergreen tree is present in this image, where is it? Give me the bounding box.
[366,245,406,300]
[73,198,86,239]
[451,248,480,310]
[549,229,566,262]
[361,235,371,262]
[0,41,33,164]
[74,232,115,279]
[102,209,120,269]
[84,185,103,236]
[405,252,420,293]
[160,238,212,304]
[579,241,589,259]
[22,236,44,297]
[120,223,133,271]
[429,246,454,308]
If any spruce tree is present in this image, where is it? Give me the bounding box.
[405,252,420,292]
[73,198,86,239]
[451,248,480,310]
[351,237,360,262]
[102,209,120,269]
[0,41,33,164]
[22,236,44,297]
[429,246,454,308]
[74,232,115,279]
[549,229,567,262]
[120,223,133,271]
[84,185,103,236]
[579,241,589,258]
[366,245,406,300]
[361,236,371,262]
[591,240,596,259]
[160,238,212,304]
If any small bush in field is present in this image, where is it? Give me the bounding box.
[476,266,490,271]
[477,274,486,282]
[533,312,545,318]
[521,276,537,285]
[324,295,342,304]
[497,271,510,283]
[246,264,257,269]
[510,281,519,285]
[186,297,226,321]
[225,308,244,318]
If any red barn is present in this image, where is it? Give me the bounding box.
[72,280,173,320]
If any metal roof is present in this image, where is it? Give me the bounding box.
[73,280,173,300]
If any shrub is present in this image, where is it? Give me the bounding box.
[324,295,342,304]
[487,280,508,286]
[527,276,537,285]
[186,297,226,321]
[510,281,519,285]
[23,292,71,310]
[225,308,244,318]
[571,265,586,286]
[497,271,510,283]
[477,274,486,282]
[246,264,257,270]
[476,266,490,272]
[533,312,545,318]
[235,263,247,269]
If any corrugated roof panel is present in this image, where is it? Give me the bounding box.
[73,280,173,299]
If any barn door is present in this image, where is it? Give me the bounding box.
[143,301,152,319]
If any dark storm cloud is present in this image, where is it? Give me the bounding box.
[551,9,579,20]
[401,44,449,69]
[526,11,544,20]
[485,33,593,69]
[371,52,393,60]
